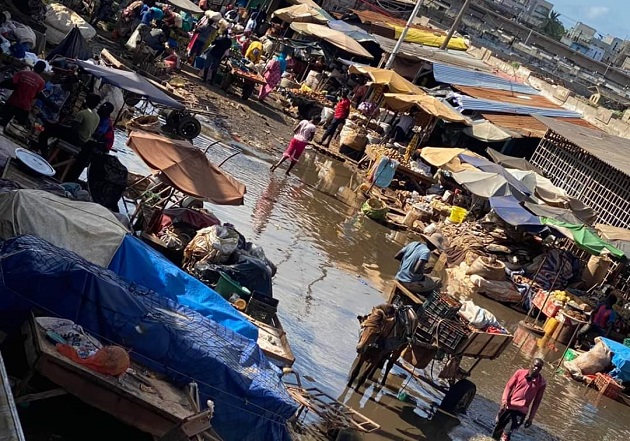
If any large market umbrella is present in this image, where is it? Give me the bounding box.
[419,147,481,172]
[486,147,543,174]
[290,22,373,59]
[349,65,423,94]
[165,0,203,13]
[459,154,532,198]
[541,218,625,259]
[595,224,630,258]
[463,121,511,142]
[489,196,543,230]
[272,4,331,24]
[127,132,246,205]
[382,93,469,124]
[451,169,531,201]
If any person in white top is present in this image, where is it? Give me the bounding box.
[271,116,320,175]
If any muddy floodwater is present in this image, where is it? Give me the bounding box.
[116,133,630,441]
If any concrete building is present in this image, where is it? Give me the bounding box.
[491,0,553,27]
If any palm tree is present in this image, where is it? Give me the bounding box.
[540,11,566,41]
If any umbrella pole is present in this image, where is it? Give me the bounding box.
[218,150,243,167]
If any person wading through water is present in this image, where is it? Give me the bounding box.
[493,358,546,441]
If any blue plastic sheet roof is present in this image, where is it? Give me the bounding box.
[457,96,582,118]
[433,63,540,95]
[489,196,543,231]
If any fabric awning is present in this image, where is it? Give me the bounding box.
[127,132,246,205]
[523,202,585,226]
[76,61,185,109]
[349,65,423,94]
[541,218,625,259]
[272,4,330,24]
[382,93,469,123]
[290,22,373,59]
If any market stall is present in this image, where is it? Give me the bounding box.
[219,58,266,100]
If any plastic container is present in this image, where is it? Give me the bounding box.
[423,292,462,320]
[594,373,623,399]
[624,338,630,348]
[449,206,467,223]
[214,272,249,301]
[543,317,559,339]
[563,348,579,362]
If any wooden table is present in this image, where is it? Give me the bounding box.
[19,315,195,437]
[1,157,58,189]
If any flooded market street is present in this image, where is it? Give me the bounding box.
[117,133,630,441]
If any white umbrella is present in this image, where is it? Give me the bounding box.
[290,22,373,59]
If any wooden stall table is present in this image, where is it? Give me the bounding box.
[47,140,82,182]
[1,157,58,189]
[18,314,196,438]
[220,60,266,100]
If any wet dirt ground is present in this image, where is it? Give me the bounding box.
[114,112,630,441]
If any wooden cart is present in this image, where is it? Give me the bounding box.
[220,61,266,101]
[387,281,513,413]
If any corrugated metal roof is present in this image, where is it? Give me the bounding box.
[457,96,582,118]
[350,9,444,33]
[535,116,630,176]
[434,63,540,95]
[481,113,599,138]
[455,86,560,109]
[372,35,490,71]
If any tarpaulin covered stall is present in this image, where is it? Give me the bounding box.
[127,131,246,205]
[290,22,373,59]
[382,93,469,123]
[0,235,294,441]
[76,61,185,109]
[0,190,257,340]
[349,65,423,94]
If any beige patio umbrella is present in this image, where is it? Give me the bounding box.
[272,4,330,24]
[463,121,512,142]
[290,22,373,59]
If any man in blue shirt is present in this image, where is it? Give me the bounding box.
[395,233,446,294]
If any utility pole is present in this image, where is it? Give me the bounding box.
[440,0,472,50]
[384,0,425,69]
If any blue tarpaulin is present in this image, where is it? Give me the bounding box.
[0,236,295,441]
[600,338,630,383]
[109,235,258,341]
[489,196,543,231]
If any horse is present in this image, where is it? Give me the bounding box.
[347,303,418,390]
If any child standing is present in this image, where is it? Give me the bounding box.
[271,116,319,175]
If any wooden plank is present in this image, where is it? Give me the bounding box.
[14,388,67,404]
[242,313,295,367]
[26,316,193,437]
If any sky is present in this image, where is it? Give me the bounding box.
[549,0,628,39]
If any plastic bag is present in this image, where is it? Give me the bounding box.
[564,338,612,380]
[57,344,130,376]
[470,275,522,303]
[183,225,239,270]
[458,300,500,329]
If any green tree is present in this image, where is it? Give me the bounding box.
[540,11,566,41]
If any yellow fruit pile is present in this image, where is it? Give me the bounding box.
[552,290,571,304]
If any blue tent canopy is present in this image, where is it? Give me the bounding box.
[600,338,630,383]
[0,236,295,441]
[76,61,185,109]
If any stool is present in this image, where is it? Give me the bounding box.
[48,140,81,181]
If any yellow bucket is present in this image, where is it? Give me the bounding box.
[449,206,467,223]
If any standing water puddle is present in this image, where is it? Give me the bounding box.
[114,132,630,441]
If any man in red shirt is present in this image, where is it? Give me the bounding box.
[0,61,46,126]
[319,89,350,147]
[492,358,546,440]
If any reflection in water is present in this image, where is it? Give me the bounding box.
[114,131,630,441]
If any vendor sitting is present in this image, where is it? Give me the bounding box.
[394,233,445,295]
[35,93,101,157]
[574,294,617,349]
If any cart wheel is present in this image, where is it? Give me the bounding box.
[165,109,182,128]
[221,73,233,91]
[177,116,201,139]
[439,379,476,413]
